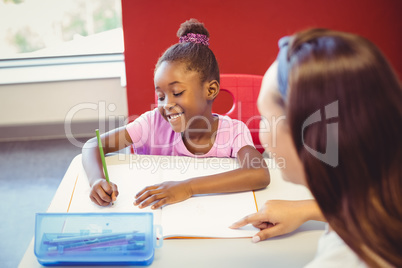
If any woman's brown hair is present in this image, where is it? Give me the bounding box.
[287,29,402,267]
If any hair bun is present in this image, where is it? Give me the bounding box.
[177,18,210,38]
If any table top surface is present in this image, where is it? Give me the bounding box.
[19,154,325,268]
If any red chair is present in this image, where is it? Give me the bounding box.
[212,74,263,153]
[153,74,264,153]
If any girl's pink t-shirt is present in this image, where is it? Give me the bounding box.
[126,109,254,158]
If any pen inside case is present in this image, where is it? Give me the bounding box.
[42,232,146,254]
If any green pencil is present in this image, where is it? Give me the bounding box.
[95,129,114,204]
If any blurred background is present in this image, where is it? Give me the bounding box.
[0,1,126,267]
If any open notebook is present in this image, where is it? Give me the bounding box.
[67,155,260,239]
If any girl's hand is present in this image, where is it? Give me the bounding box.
[90,179,119,206]
[134,181,193,209]
[230,200,322,242]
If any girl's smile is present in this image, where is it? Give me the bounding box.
[154,61,213,134]
[166,112,185,130]
[166,112,184,121]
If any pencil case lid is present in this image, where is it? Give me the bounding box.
[34,212,161,266]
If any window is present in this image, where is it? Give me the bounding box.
[0,0,123,59]
[0,0,125,85]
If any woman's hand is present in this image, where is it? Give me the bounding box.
[230,200,323,242]
[90,179,118,206]
[134,181,193,209]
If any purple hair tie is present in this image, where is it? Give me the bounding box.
[179,33,210,46]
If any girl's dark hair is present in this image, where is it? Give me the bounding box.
[155,18,220,84]
[287,29,402,267]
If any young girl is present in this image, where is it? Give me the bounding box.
[82,18,270,209]
[231,29,402,267]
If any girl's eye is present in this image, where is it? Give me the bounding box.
[173,91,184,97]
[158,96,165,101]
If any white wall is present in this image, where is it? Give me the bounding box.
[0,78,128,140]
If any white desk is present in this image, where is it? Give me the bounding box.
[19,154,325,268]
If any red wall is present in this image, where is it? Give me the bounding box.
[122,0,402,117]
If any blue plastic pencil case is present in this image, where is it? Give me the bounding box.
[34,213,162,266]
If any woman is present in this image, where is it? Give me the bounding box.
[231,29,402,267]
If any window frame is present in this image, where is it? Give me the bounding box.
[0,53,126,86]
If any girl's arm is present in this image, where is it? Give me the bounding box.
[230,199,326,242]
[188,145,270,194]
[82,126,133,206]
[134,145,270,209]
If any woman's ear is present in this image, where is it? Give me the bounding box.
[206,80,220,101]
